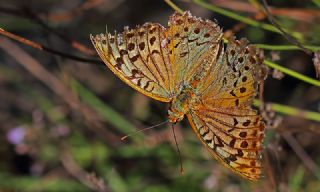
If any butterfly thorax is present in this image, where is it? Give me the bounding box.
[168,85,198,123]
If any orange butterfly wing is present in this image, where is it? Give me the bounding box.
[188,38,266,181]
[166,12,223,87]
[90,23,174,102]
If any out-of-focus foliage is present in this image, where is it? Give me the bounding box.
[0,0,320,191]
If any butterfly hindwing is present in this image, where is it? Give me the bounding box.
[197,37,266,108]
[187,106,264,181]
[185,37,266,180]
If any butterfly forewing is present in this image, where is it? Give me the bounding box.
[90,24,173,102]
[166,12,223,88]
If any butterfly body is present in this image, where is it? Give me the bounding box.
[168,83,199,123]
[91,11,266,181]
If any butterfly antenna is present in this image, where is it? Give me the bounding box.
[171,124,184,175]
[121,120,169,141]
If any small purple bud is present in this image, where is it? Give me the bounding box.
[7,127,25,145]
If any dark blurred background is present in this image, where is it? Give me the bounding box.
[0,0,320,191]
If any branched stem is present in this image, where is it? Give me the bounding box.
[256,44,320,51]
[254,100,320,122]
[264,60,320,87]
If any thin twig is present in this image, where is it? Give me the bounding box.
[0,5,96,55]
[0,28,42,50]
[0,28,102,65]
[263,147,278,190]
[261,0,313,55]
[192,0,303,40]
[60,146,110,192]
[164,0,184,14]
[212,0,320,22]
[282,133,320,180]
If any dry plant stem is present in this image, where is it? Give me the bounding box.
[0,28,102,65]
[0,37,120,146]
[259,80,265,111]
[0,5,96,55]
[192,0,303,40]
[262,149,277,191]
[27,9,96,55]
[261,0,312,55]
[164,0,184,14]
[0,28,42,50]
[215,0,320,22]
[60,146,109,192]
[282,133,320,180]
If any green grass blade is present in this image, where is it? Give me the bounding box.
[192,0,303,40]
[70,78,142,141]
[264,60,320,87]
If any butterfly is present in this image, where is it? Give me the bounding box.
[90,11,266,181]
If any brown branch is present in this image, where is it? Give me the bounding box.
[0,28,42,50]
[0,28,103,65]
[0,5,96,55]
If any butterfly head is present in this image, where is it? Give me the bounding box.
[168,108,185,123]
